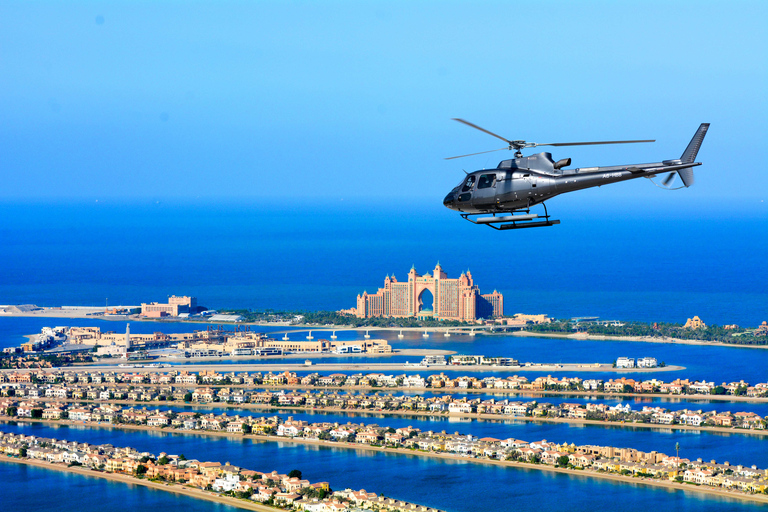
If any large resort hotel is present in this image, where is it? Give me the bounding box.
[345,263,503,321]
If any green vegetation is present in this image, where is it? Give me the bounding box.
[298,486,331,500]
[219,308,474,328]
[525,320,768,346]
[0,351,94,369]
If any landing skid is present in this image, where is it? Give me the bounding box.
[461,204,561,231]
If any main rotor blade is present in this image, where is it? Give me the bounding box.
[452,118,514,145]
[662,172,676,187]
[445,147,510,160]
[536,139,655,147]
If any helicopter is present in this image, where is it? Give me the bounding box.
[443,119,709,230]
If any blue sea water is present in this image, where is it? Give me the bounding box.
[1,423,765,512]
[1,200,766,326]
[141,405,768,467]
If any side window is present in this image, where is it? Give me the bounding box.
[477,174,496,189]
[461,175,476,192]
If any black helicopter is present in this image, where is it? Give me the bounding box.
[443,119,709,230]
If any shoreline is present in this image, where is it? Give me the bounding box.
[28,397,768,437]
[3,309,765,350]
[3,418,767,505]
[99,348,458,364]
[0,456,282,512]
[512,330,768,350]
[76,362,685,374]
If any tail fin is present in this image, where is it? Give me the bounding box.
[681,123,710,163]
[678,123,709,187]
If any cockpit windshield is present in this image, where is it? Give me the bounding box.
[461,175,476,192]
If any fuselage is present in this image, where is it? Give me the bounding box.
[443,151,682,214]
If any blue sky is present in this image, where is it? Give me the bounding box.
[1,1,766,208]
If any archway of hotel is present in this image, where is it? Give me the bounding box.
[417,288,435,318]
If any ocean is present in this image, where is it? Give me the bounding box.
[1,199,766,326]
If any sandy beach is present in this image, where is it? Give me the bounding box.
[3,417,766,505]
[512,330,768,350]
[79,361,685,374]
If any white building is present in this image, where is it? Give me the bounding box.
[212,473,240,492]
[680,413,703,426]
[637,357,658,368]
[583,379,603,390]
[403,375,426,388]
[616,357,635,368]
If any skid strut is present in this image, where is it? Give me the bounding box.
[461,204,560,230]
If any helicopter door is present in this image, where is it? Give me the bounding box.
[471,173,498,208]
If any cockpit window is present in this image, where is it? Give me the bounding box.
[461,175,476,192]
[477,174,496,189]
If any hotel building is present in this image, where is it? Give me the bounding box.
[141,295,198,317]
[350,263,503,321]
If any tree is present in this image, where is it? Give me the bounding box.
[135,464,148,476]
[242,424,252,434]
[675,442,680,459]
[158,455,169,465]
[19,447,27,458]
[556,455,570,467]
[31,409,43,419]
[288,469,302,479]
[179,454,187,461]
[183,392,193,403]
